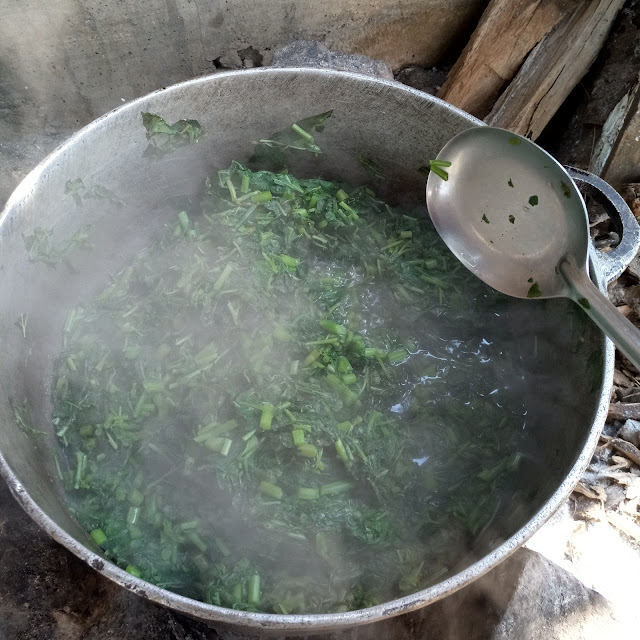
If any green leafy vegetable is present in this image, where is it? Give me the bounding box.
[51,135,527,614]
[24,226,92,267]
[249,111,333,170]
[65,178,124,207]
[142,112,205,158]
[65,178,86,206]
[426,159,452,181]
[527,281,542,298]
[358,155,384,180]
[11,399,47,437]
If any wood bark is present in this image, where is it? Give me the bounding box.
[610,438,640,466]
[437,0,571,118]
[600,75,640,189]
[590,75,640,177]
[608,402,640,422]
[486,0,627,140]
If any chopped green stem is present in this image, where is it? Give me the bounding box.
[205,436,233,455]
[335,438,349,464]
[273,325,292,342]
[260,403,274,430]
[186,531,208,553]
[73,451,86,489]
[305,338,339,346]
[248,573,261,605]
[341,373,357,385]
[291,123,314,142]
[326,374,359,405]
[304,349,322,365]
[319,320,347,337]
[251,190,273,204]
[213,264,234,291]
[429,159,451,181]
[279,254,299,269]
[225,177,238,203]
[388,348,408,365]
[129,489,144,506]
[320,481,353,496]
[298,443,318,458]
[90,528,107,546]
[297,487,320,500]
[337,420,352,433]
[178,210,190,233]
[127,506,140,526]
[259,481,283,500]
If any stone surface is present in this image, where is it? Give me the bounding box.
[394,66,449,95]
[0,0,487,209]
[619,418,640,446]
[271,41,393,79]
[492,549,622,640]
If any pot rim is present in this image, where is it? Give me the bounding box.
[0,66,615,633]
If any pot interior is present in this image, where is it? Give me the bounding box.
[0,68,607,625]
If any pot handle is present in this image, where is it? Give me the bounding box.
[566,166,640,284]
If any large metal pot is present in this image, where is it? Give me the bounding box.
[0,68,638,635]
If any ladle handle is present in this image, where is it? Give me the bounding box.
[560,258,640,370]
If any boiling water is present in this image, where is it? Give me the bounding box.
[50,165,598,614]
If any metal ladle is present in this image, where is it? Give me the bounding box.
[426,126,640,370]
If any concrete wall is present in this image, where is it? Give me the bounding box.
[0,0,487,203]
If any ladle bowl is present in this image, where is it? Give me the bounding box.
[427,127,640,370]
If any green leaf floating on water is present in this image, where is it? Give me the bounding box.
[359,154,384,180]
[65,178,86,206]
[142,112,177,135]
[65,178,124,207]
[142,112,205,158]
[250,110,333,170]
[527,281,542,298]
[23,226,92,267]
[11,398,47,438]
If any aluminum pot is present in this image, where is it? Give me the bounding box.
[0,68,638,635]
